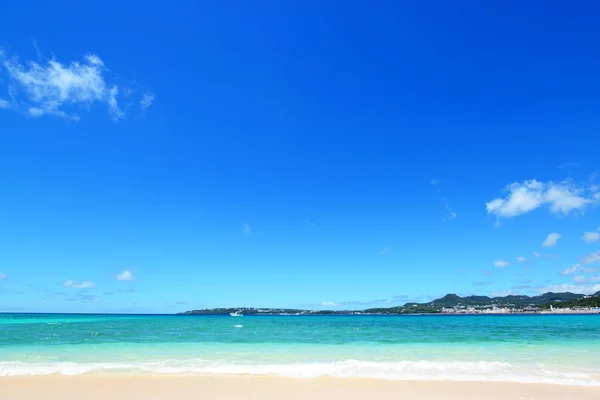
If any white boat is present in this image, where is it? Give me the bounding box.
[229,311,243,317]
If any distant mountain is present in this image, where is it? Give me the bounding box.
[179,292,598,315]
[363,292,590,314]
[533,292,585,304]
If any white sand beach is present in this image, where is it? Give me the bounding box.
[1,376,599,400]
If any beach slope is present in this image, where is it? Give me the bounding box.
[1,376,599,400]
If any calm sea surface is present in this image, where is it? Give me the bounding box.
[1,314,599,385]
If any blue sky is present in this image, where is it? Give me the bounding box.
[1,1,600,313]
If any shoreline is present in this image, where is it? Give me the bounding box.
[2,376,600,400]
[3,311,599,316]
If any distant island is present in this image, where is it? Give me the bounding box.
[179,291,600,315]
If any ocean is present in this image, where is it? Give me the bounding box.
[1,313,599,385]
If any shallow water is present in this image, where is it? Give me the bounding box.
[1,314,599,385]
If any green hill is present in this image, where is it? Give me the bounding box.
[180,292,599,315]
[363,292,591,314]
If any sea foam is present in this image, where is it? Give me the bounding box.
[0,359,598,386]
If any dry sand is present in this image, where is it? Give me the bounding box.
[1,376,599,400]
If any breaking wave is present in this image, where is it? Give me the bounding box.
[0,359,598,386]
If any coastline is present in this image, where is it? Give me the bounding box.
[2,376,600,400]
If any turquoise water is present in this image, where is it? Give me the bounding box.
[1,314,599,385]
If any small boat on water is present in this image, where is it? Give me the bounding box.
[230,311,243,317]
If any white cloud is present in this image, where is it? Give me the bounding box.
[492,290,513,297]
[486,179,598,219]
[573,275,600,284]
[516,256,526,262]
[582,232,600,243]
[534,283,600,295]
[442,201,457,221]
[379,247,390,255]
[560,264,580,276]
[583,267,598,273]
[0,272,7,280]
[140,92,155,110]
[0,47,151,121]
[581,251,600,264]
[320,301,338,307]
[62,280,95,289]
[243,224,252,236]
[116,270,134,281]
[542,232,561,247]
[431,180,456,221]
[494,260,510,268]
[532,251,558,259]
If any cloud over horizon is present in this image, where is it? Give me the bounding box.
[533,283,600,295]
[62,280,95,289]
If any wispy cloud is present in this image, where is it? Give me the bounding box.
[442,198,457,221]
[533,283,600,295]
[573,275,600,284]
[0,46,152,121]
[0,272,7,280]
[510,285,532,290]
[313,295,415,309]
[492,290,513,297]
[243,224,252,236]
[472,281,493,287]
[557,162,580,171]
[67,293,100,303]
[494,260,510,268]
[140,92,155,110]
[581,251,600,264]
[533,251,559,259]
[516,256,527,263]
[116,270,134,281]
[39,291,67,300]
[582,230,600,243]
[320,301,338,307]
[542,233,561,247]
[62,280,95,289]
[379,247,390,255]
[560,264,580,276]
[486,179,599,220]
[431,179,457,221]
[102,287,138,296]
